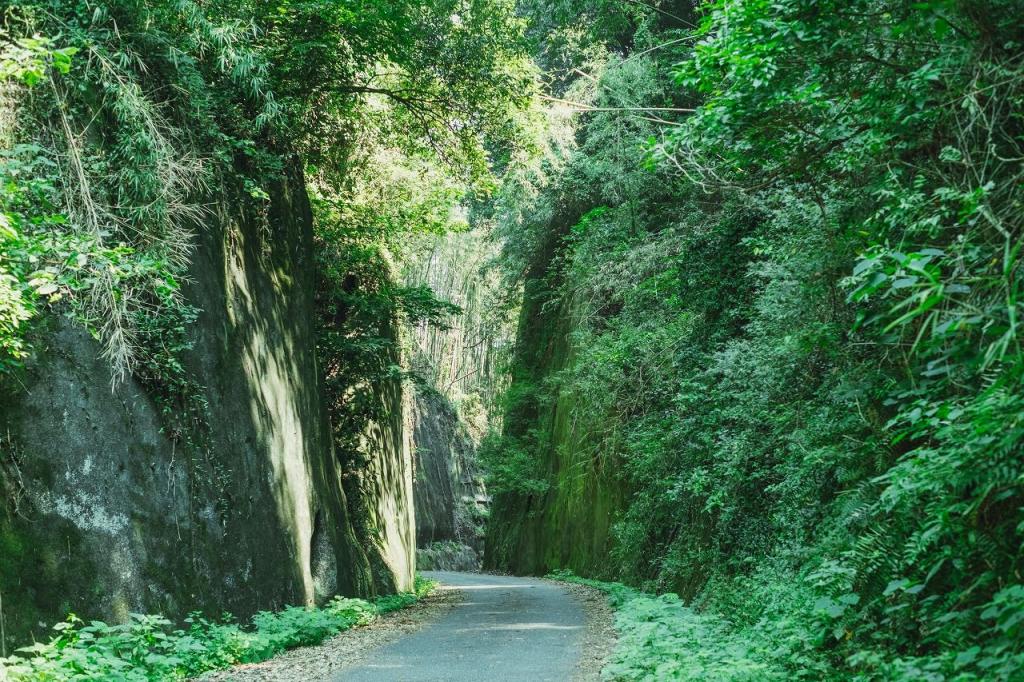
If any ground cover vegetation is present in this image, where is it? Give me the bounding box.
[550,570,790,680]
[0,576,435,680]
[485,1,1024,679]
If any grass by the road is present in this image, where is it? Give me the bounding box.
[0,577,436,681]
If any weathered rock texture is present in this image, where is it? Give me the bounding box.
[411,389,486,569]
[340,354,417,594]
[0,163,413,646]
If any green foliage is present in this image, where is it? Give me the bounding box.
[259,0,530,185]
[0,582,434,681]
[0,39,81,371]
[0,2,226,382]
[315,241,462,449]
[477,429,551,497]
[412,574,439,598]
[1,0,531,379]
[488,0,1024,679]
[0,35,75,85]
[549,571,789,681]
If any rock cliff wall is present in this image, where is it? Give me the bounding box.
[340,351,417,593]
[0,163,413,646]
[401,231,505,571]
[483,205,628,577]
[411,389,486,570]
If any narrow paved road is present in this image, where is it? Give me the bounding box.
[332,571,587,681]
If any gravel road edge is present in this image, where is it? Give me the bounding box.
[199,586,462,682]
[553,579,617,681]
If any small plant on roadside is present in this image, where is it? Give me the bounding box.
[0,579,436,681]
[548,571,789,681]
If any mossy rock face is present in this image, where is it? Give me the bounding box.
[484,203,629,579]
[0,508,98,647]
[0,163,399,646]
[339,368,417,596]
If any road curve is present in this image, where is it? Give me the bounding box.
[332,571,588,682]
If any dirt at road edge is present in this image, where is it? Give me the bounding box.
[554,580,617,681]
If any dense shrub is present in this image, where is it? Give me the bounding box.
[550,571,790,681]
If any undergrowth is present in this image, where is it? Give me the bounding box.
[0,577,436,681]
[488,1,1024,678]
[549,570,789,681]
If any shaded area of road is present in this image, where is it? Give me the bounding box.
[332,571,587,681]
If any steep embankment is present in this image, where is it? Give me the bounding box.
[0,164,412,645]
[485,1,1024,679]
[484,203,628,578]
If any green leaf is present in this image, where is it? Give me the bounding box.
[955,647,980,668]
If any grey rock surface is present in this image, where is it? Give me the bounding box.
[411,390,486,563]
[415,542,480,572]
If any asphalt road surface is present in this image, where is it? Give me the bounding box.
[332,571,587,681]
